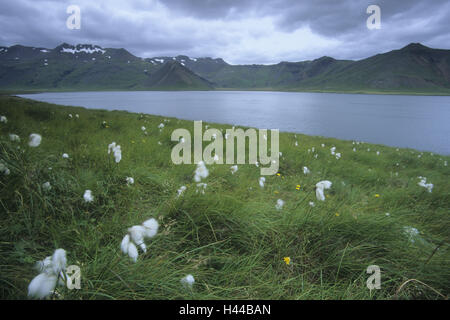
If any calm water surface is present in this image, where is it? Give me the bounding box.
[19,91,450,155]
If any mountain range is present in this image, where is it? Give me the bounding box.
[0,42,449,94]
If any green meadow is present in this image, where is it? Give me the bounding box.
[0,95,448,299]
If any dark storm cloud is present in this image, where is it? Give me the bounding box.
[0,0,449,64]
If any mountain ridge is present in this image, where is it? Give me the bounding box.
[0,42,449,94]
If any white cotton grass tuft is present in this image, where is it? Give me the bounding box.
[126,177,134,185]
[142,218,159,239]
[194,161,209,182]
[259,177,265,188]
[28,273,58,299]
[120,218,159,262]
[108,142,122,163]
[51,249,67,276]
[196,183,207,194]
[141,126,146,131]
[275,199,284,210]
[28,248,67,299]
[9,134,20,142]
[315,180,332,201]
[303,166,310,175]
[0,115,7,123]
[28,133,42,147]
[158,123,165,129]
[177,185,187,197]
[181,274,195,289]
[330,147,336,155]
[309,201,315,207]
[0,161,10,175]
[230,165,238,174]
[83,190,94,203]
[62,153,69,159]
[403,226,420,243]
[417,177,433,193]
[42,182,51,191]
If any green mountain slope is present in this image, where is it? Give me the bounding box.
[0,42,449,93]
[0,44,212,90]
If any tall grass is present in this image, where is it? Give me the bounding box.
[0,95,448,299]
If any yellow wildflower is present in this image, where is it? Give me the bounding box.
[283,257,291,265]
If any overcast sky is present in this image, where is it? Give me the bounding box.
[0,0,449,64]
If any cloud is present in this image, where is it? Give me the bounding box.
[0,0,449,64]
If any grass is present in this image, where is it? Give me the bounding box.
[0,95,449,300]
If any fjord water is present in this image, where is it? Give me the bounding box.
[19,91,450,155]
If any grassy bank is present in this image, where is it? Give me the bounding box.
[0,95,449,300]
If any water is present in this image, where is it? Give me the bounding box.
[18,91,450,155]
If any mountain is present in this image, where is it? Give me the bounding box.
[178,43,450,93]
[0,43,212,90]
[0,42,449,93]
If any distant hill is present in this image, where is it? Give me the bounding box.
[0,42,449,94]
[0,44,212,90]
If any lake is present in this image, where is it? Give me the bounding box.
[18,91,450,155]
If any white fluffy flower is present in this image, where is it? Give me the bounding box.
[9,134,20,142]
[42,182,51,191]
[28,248,68,299]
[0,115,7,123]
[128,225,146,245]
[28,133,42,147]
[230,165,238,174]
[177,185,187,197]
[141,126,146,131]
[275,199,284,210]
[121,218,159,262]
[330,147,336,155]
[108,142,122,163]
[403,226,420,243]
[335,153,341,160]
[194,161,209,182]
[127,242,139,262]
[126,177,134,185]
[0,161,10,175]
[28,273,58,299]
[309,201,315,207]
[108,142,116,154]
[259,177,265,188]
[315,180,332,201]
[51,249,67,276]
[303,166,310,175]
[120,234,131,254]
[196,183,207,194]
[418,177,433,193]
[62,153,69,159]
[158,123,165,129]
[181,274,195,289]
[83,190,94,203]
[142,218,159,239]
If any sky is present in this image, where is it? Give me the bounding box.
[0,0,449,65]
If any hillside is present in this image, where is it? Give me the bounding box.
[0,43,449,93]
[1,95,449,299]
[0,44,212,91]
